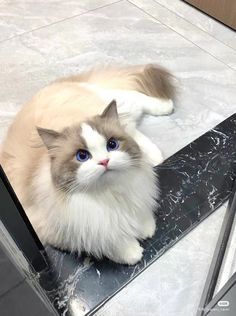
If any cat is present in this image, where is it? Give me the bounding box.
[0,64,175,264]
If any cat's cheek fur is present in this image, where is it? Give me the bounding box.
[76,161,105,188]
[75,151,133,189]
[107,151,132,170]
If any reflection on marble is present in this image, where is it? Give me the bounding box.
[0,0,118,42]
[154,0,236,50]
[39,115,236,315]
[130,0,236,70]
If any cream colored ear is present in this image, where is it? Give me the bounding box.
[101,100,119,120]
[37,127,61,150]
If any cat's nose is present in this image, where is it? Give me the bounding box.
[98,159,110,168]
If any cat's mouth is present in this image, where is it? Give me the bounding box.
[101,167,116,175]
[103,168,113,173]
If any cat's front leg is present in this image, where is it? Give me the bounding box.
[107,238,144,265]
[139,213,156,240]
[130,129,164,166]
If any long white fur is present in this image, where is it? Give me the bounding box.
[29,147,157,265]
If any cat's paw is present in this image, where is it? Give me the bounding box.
[141,218,156,239]
[145,98,174,116]
[120,241,144,265]
[160,99,174,115]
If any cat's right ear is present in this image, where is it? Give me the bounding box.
[37,127,60,150]
[101,100,119,120]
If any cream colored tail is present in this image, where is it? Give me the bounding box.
[60,64,175,100]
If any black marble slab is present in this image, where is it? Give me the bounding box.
[40,114,236,316]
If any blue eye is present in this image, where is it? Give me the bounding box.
[76,149,91,162]
[107,138,119,151]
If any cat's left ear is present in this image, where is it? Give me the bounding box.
[101,100,119,120]
[37,127,61,150]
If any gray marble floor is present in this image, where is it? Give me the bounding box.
[0,0,236,315]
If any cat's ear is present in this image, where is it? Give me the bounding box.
[101,100,119,120]
[37,127,61,150]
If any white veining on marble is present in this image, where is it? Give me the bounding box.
[48,256,93,315]
[0,1,236,315]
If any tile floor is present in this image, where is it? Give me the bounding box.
[0,0,236,315]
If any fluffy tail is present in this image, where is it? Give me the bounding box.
[131,64,175,100]
[60,64,175,100]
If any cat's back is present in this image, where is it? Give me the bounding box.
[26,81,105,129]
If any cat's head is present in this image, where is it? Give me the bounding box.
[37,100,143,193]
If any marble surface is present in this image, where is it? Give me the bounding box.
[0,0,236,315]
[130,0,236,70]
[155,0,236,50]
[0,0,118,42]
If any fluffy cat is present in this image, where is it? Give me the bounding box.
[0,64,174,264]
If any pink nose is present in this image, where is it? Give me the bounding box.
[98,159,109,168]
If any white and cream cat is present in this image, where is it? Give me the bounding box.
[1,64,175,264]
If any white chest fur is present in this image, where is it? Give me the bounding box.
[30,163,157,264]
